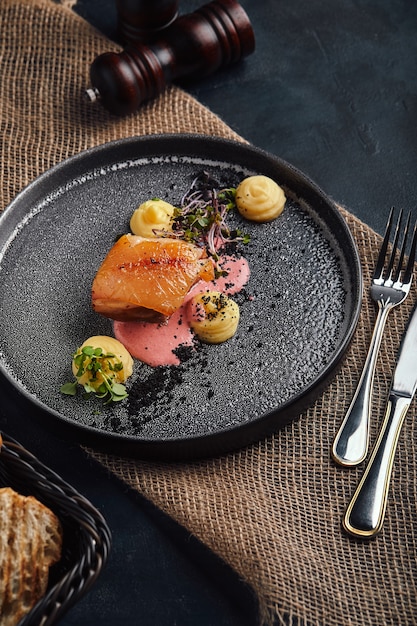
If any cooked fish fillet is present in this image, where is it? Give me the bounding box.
[92,234,214,322]
[0,487,63,626]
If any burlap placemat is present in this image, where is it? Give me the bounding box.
[1,1,416,624]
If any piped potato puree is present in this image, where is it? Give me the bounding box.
[236,175,286,222]
[190,291,240,344]
[130,199,175,237]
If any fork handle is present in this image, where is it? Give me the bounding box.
[343,394,410,538]
[332,302,392,466]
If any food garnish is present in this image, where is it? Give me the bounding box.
[61,336,133,404]
[168,172,251,273]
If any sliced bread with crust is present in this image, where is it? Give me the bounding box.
[0,486,63,626]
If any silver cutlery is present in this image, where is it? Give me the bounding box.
[332,208,417,466]
[343,297,417,538]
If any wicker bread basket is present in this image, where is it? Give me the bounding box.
[0,432,112,625]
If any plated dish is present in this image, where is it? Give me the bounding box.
[0,135,362,460]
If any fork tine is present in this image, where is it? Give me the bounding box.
[392,212,411,283]
[373,207,395,280]
[385,208,403,278]
[373,207,402,280]
[402,218,417,285]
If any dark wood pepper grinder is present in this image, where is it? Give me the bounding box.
[85,0,255,116]
[116,0,179,43]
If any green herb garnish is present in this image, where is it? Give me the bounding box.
[61,345,129,404]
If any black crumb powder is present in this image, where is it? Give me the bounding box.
[127,366,184,417]
[174,344,197,362]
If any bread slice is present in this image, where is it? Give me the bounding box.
[0,486,63,626]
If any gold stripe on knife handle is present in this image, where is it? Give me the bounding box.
[343,395,410,538]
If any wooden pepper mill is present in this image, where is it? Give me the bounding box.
[85,0,255,116]
[116,0,179,43]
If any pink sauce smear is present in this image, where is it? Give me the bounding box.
[114,255,250,366]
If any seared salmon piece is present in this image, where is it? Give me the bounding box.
[92,234,214,322]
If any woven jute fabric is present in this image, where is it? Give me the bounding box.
[1,1,416,624]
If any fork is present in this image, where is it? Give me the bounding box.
[332,207,417,466]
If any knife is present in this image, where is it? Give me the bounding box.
[343,298,417,538]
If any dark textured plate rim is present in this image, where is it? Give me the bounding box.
[0,134,363,460]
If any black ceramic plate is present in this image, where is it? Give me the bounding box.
[0,135,362,460]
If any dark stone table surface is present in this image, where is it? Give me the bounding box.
[1,1,416,624]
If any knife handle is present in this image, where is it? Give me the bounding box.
[343,394,410,538]
[332,303,392,466]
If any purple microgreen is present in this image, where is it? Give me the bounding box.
[168,172,250,272]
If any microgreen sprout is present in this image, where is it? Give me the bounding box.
[165,172,250,272]
[60,345,129,404]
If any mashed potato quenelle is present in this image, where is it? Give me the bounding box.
[236,175,286,222]
[130,199,175,237]
[189,291,240,344]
